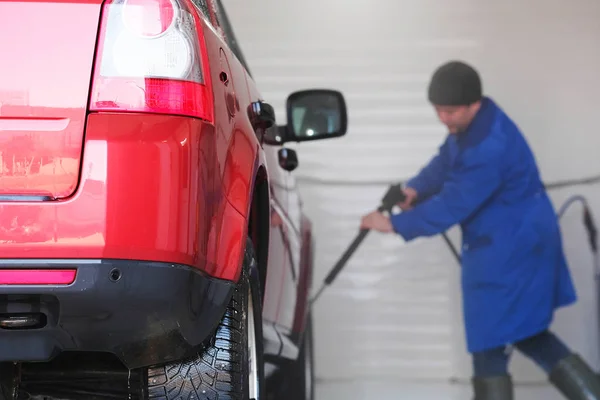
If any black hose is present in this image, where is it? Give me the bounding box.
[545,175,600,191]
[441,179,600,268]
[556,194,600,277]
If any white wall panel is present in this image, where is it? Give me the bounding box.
[222,0,600,385]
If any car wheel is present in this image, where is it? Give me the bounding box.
[146,237,265,400]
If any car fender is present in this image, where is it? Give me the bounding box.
[208,118,269,282]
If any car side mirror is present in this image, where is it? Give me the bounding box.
[284,89,347,143]
[261,89,348,146]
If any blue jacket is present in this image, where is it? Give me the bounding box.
[390,97,577,353]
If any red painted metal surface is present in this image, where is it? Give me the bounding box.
[0,269,76,285]
[0,0,103,198]
[0,113,247,282]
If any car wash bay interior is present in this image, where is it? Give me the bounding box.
[222,0,600,398]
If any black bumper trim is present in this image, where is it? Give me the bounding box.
[0,259,235,369]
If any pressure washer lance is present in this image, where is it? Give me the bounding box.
[310,183,407,305]
[309,181,600,306]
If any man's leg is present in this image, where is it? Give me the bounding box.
[513,330,571,373]
[471,345,513,400]
[515,330,600,399]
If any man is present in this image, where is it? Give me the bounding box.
[360,60,600,399]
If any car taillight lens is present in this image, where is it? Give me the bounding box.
[90,0,214,122]
[122,0,175,38]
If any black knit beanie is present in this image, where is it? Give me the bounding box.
[427,61,482,106]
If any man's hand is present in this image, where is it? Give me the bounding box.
[397,187,418,210]
[360,211,394,233]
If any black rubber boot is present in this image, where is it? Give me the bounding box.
[549,353,600,400]
[472,375,514,400]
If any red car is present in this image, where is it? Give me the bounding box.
[0,0,347,399]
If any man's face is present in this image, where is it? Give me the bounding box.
[433,102,480,134]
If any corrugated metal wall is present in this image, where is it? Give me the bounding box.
[222,0,600,385]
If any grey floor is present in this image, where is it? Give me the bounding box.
[315,381,564,399]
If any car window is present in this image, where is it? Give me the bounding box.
[213,0,253,77]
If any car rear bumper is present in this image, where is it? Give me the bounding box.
[0,259,234,369]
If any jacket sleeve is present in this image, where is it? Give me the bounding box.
[405,141,448,200]
[390,144,503,241]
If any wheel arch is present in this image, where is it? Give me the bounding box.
[247,164,270,301]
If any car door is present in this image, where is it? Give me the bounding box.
[275,163,303,337]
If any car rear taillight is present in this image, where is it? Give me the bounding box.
[122,0,175,38]
[90,0,213,122]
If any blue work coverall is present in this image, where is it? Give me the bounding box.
[390,97,577,353]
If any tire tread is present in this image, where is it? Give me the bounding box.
[146,244,253,400]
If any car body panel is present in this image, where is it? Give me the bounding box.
[0,0,103,199]
[0,113,249,281]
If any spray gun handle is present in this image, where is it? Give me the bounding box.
[380,183,407,213]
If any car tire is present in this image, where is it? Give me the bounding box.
[146,236,265,400]
[0,363,17,400]
[292,311,315,400]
